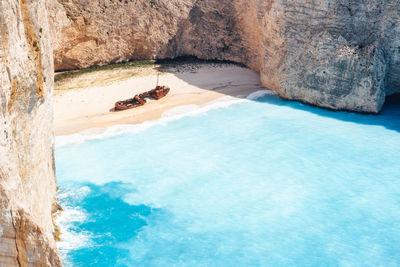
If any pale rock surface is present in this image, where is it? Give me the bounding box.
[0,0,62,265]
[48,0,196,70]
[49,0,400,113]
[257,0,400,113]
[0,1,398,265]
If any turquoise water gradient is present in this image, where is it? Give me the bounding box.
[56,94,400,266]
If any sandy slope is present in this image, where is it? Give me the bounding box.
[54,64,266,136]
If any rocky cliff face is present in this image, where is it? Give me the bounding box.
[257,0,400,113]
[49,0,400,113]
[0,0,62,266]
[0,1,397,265]
[47,0,197,70]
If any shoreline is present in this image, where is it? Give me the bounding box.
[54,64,269,137]
[55,96,251,147]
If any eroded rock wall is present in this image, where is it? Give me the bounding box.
[50,0,400,113]
[48,0,197,70]
[258,0,400,112]
[0,0,61,265]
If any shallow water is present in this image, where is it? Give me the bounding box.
[56,93,400,266]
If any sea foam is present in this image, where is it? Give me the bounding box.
[56,186,93,266]
[56,95,250,147]
[246,89,277,100]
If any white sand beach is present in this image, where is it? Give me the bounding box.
[54,64,267,136]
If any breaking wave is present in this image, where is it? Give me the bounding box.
[56,95,250,147]
[56,186,93,266]
[246,89,277,100]
[56,89,277,147]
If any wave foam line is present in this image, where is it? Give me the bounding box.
[56,186,93,266]
[56,207,93,267]
[247,89,277,100]
[56,96,249,147]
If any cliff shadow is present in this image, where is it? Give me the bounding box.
[155,57,400,133]
[253,93,400,133]
[155,56,265,97]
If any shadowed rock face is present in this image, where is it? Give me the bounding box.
[48,0,197,70]
[49,0,400,113]
[0,0,62,266]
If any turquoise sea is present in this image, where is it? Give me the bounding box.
[56,92,400,266]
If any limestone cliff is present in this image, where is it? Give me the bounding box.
[49,0,400,113]
[47,0,197,70]
[0,1,397,265]
[0,0,62,266]
[256,0,400,113]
